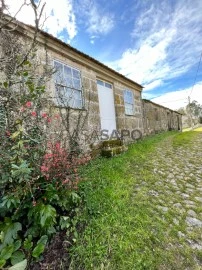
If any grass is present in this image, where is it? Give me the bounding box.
[172,126,202,147]
[194,127,202,132]
[69,131,201,270]
[172,130,199,147]
[182,126,202,132]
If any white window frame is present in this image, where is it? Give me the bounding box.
[54,60,83,109]
[124,89,134,115]
[97,79,112,89]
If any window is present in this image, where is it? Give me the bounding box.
[124,90,134,115]
[97,79,112,89]
[54,60,83,109]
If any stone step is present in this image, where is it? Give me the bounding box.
[102,139,124,148]
[101,145,128,158]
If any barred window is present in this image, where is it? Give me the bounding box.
[54,61,83,109]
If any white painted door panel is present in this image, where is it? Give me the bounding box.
[97,83,116,135]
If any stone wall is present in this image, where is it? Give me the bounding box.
[113,82,143,142]
[38,47,101,151]
[142,99,182,135]
[35,35,144,148]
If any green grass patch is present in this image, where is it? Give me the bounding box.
[69,131,200,270]
[172,130,199,147]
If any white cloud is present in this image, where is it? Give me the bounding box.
[107,0,202,90]
[150,81,202,110]
[5,0,77,41]
[113,30,174,84]
[144,79,163,91]
[87,6,114,36]
[75,0,114,40]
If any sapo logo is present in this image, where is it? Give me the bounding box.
[84,129,142,143]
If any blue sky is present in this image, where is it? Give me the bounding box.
[7,0,202,109]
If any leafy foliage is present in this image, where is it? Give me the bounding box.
[0,58,90,267]
[32,235,48,258]
[187,100,202,117]
[0,2,91,267]
[0,218,22,246]
[10,251,25,266]
[8,259,27,270]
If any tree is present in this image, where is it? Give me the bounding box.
[186,100,202,126]
[177,107,186,115]
[186,100,202,117]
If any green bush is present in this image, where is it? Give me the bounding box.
[0,61,90,268]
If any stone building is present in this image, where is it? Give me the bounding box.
[0,17,182,154]
[142,99,182,135]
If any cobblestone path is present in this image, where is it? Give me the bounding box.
[134,130,202,269]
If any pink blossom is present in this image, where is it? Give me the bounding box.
[25,101,32,108]
[55,142,61,149]
[44,153,53,159]
[40,165,49,172]
[20,107,25,112]
[31,111,37,117]
[47,117,51,123]
[41,112,47,118]
[54,114,60,119]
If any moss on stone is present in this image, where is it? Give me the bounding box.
[101,145,127,157]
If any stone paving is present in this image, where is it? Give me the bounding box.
[153,132,202,269]
[134,131,202,269]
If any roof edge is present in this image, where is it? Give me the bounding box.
[1,13,143,91]
[143,99,182,115]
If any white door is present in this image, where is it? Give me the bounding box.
[97,80,116,136]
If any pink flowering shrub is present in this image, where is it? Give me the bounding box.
[41,141,91,190]
[0,64,91,267]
